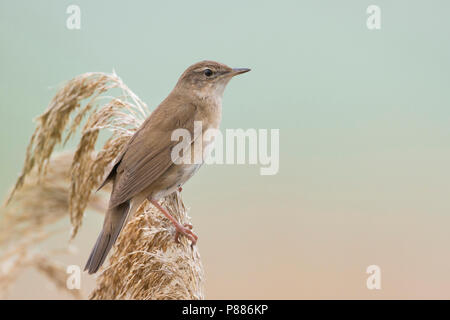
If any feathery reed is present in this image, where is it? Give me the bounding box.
[0,152,103,298]
[90,193,204,300]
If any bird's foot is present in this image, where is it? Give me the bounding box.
[175,223,198,246]
[149,199,197,246]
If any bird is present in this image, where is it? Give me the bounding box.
[84,61,250,274]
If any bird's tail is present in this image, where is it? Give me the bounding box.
[84,201,130,274]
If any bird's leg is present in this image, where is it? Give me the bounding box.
[149,199,197,245]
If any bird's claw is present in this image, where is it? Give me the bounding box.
[175,223,198,246]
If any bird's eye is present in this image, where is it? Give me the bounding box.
[204,69,213,77]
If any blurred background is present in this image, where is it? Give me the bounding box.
[1,0,450,299]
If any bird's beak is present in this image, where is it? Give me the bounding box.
[229,68,251,77]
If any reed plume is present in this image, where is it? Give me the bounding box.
[90,193,204,300]
[0,152,103,299]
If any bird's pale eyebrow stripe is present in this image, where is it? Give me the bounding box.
[195,67,216,72]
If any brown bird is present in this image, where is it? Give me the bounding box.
[85,61,250,274]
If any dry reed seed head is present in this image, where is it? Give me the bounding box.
[68,108,139,237]
[90,193,204,300]
[0,152,71,246]
[34,255,82,299]
[6,72,148,238]
[0,232,81,299]
[66,80,147,238]
[0,152,108,299]
[0,152,107,247]
[7,73,148,200]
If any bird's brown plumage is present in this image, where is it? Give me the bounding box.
[108,100,198,208]
[85,61,250,273]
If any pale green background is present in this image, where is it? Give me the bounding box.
[1,1,450,299]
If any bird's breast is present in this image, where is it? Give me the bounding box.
[150,163,202,200]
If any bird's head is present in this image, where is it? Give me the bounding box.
[174,60,250,102]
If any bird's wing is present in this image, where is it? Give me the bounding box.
[108,102,199,208]
[96,133,138,192]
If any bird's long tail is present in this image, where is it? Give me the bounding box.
[84,201,130,274]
